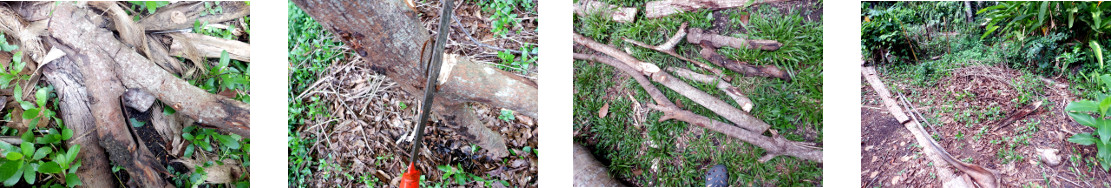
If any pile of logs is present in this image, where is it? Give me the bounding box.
[0,2,250,187]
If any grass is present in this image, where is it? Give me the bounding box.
[573,1,822,186]
[287,1,343,186]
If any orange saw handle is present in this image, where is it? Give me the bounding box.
[399,162,421,188]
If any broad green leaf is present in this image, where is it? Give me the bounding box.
[184,144,194,158]
[19,142,30,157]
[65,145,79,164]
[65,172,81,187]
[1070,133,1099,145]
[1093,41,1105,69]
[32,147,50,160]
[22,108,38,120]
[214,135,240,149]
[0,142,14,153]
[23,162,33,184]
[0,160,18,185]
[4,152,20,161]
[37,162,59,174]
[61,129,72,140]
[1070,112,1098,127]
[1101,121,1111,145]
[34,87,47,107]
[2,161,21,186]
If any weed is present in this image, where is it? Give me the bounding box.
[127,1,169,14]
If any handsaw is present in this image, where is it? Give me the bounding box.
[400,0,453,187]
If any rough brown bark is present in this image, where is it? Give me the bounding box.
[290,0,538,118]
[666,67,753,112]
[647,104,821,162]
[439,104,508,159]
[169,33,251,62]
[573,144,625,187]
[48,3,249,137]
[575,33,769,132]
[41,56,116,188]
[572,53,674,107]
[644,0,787,19]
[688,28,781,51]
[698,43,790,80]
[46,4,170,187]
[138,1,250,31]
[574,0,637,23]
[621,22,726,78]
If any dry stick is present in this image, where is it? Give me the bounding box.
[862,66,999,188]
[168,32,251,62]
[644,0,788,19]
[450,16,537,55]
[42,56,117,188]
[573,52,820,162]
[647,104,821,162]
[574,0,637,23]
[138,1,250,31]
[667,67,753,112]
[575,33,769,132]
[698,43,791,80]
[573,53,675,107]
[622,22,726,78]
[688,27,782,51]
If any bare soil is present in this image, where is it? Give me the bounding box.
[861,64,1111,187]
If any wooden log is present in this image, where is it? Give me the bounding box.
[46,4,171,187]
[647,104,821,162]
[574,0,637,23]
[666,67,754,112]
[290,0,538,118]
[573,144,625,187]
[687,28,781,51]
[698,43,790,80]
[138,1,250,31]
[169,33,251,62]
[622,22,727,78]
[41,56,116,188]
[644,0,787,19]
[48,3,249,137]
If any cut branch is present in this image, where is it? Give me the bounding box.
[687,28,781,51]
[648,104,821,162]
[699,43,790,80]
[573,53,674,107]
[622,22,725,77]
[291,0,538,118]
[169,33,251,62]
[575,33,768,132]
[574,0,637,23]
[645,0,787,19]
[667,67,753,112]
[138,1,250,31]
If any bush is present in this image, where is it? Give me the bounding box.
[1065,74,1111,171]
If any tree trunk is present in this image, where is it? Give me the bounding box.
[290,0,538,118]
[42,56,117,188]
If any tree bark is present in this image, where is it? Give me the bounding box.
[47,3,249,137]
[666,67,753,112]
[41,56,116,188]
[290,0,538,118]
[138,1,250,31]
[169,33,251,62]
[644,0,787,19]
[46,4,171,187]
[698,43,790,80]
[573,144,625,187]
[574,0,637,23]
[688,28,781,51]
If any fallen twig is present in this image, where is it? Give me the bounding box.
[667,67,753,112]
[622,22,726,78]
[688,28,781,51]
[698,43,790,80]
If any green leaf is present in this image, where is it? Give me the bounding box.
[981,25,1000,40]
[2,161,22,186]
[214,135,240,149]
[184,144,194,158]
[11,51,22,73]
[0,160,18,185]
[20,142,31,157]
[37,162,59,174]
[1070,133,1099,145]
[34,87,47,107]
[128,118,146,127]
[22,108,38,120]
[65,172,81,187]
[22,162,33,184]
[4,152,20,161]
[65,145,79,164]
[1069,112,1098,127]
[32,147,50,160]
[1037,2,1048,26]
[61,129,73,140]
[1099,120,1111,144]
[0,142,13,153]
[1093,41,1104,69]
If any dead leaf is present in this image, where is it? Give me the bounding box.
[598,102,609,118]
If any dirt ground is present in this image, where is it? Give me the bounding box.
[861,64,1111,187]
[294,1,538,187]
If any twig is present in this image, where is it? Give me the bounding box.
[622,22,725,78]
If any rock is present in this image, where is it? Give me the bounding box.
[1037,148,1062,166]
[122,88,156,112]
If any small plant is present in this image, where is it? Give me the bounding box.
[0,129,82,187]
[431,165,509,187]
[1065,74,1111,171]
[482,0,522,37]
[190,50,250,102]
[128,1,169,14]
[498,109,515,122]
